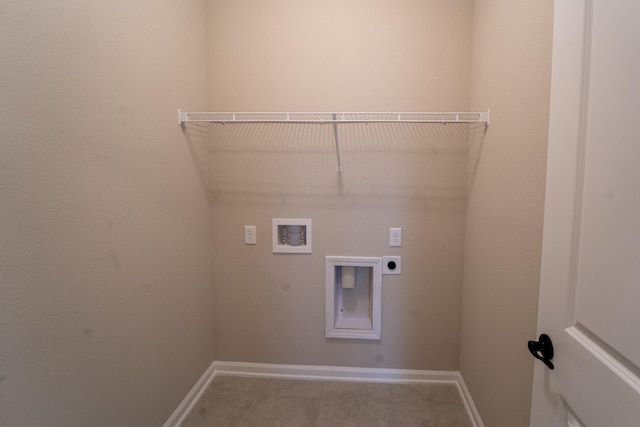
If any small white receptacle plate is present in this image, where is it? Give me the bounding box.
[390,227,402,247]
[382,256,401,275]
[244,225,256,245]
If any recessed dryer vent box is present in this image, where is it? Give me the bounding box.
[325,256,382,340]
[272,218,312,253]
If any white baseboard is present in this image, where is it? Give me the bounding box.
[455,371,485,427]
[162,361,216,427]
[164,361,484,427]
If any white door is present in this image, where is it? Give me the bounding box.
[530,0,640,426]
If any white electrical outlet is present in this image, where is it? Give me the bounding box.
[244,225,256,245]
[390,227,402,246]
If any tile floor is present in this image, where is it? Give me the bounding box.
[181,375,473,427]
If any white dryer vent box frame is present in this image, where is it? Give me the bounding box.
[272,218,312,253]
[325,256,382,340]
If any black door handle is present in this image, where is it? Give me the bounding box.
[528,334,554,370]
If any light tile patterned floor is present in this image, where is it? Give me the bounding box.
[181,375,472,427]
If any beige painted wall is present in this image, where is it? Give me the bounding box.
[207,0,472,112]
[461,1,553,426]
[204,0,474,369]
[0,1,213,426]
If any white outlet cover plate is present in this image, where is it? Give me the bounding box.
[244,225,256,245]
[390,227,402,246]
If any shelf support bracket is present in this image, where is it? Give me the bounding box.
[178,109,190,126]
[480,109,490,127]
[332,114,342,172]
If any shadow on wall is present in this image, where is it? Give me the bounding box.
[182,121,486,206]
[466,122,488,193]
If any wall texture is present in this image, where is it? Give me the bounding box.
[0,1,213,426]
[203,0,475,370]
[460,0,553,426]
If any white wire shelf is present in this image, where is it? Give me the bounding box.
[178,109,489,173]
[178,110,489,126]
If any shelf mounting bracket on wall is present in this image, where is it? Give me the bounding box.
[178,109,489,172]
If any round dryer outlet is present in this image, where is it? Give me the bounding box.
[382,256,401,275]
